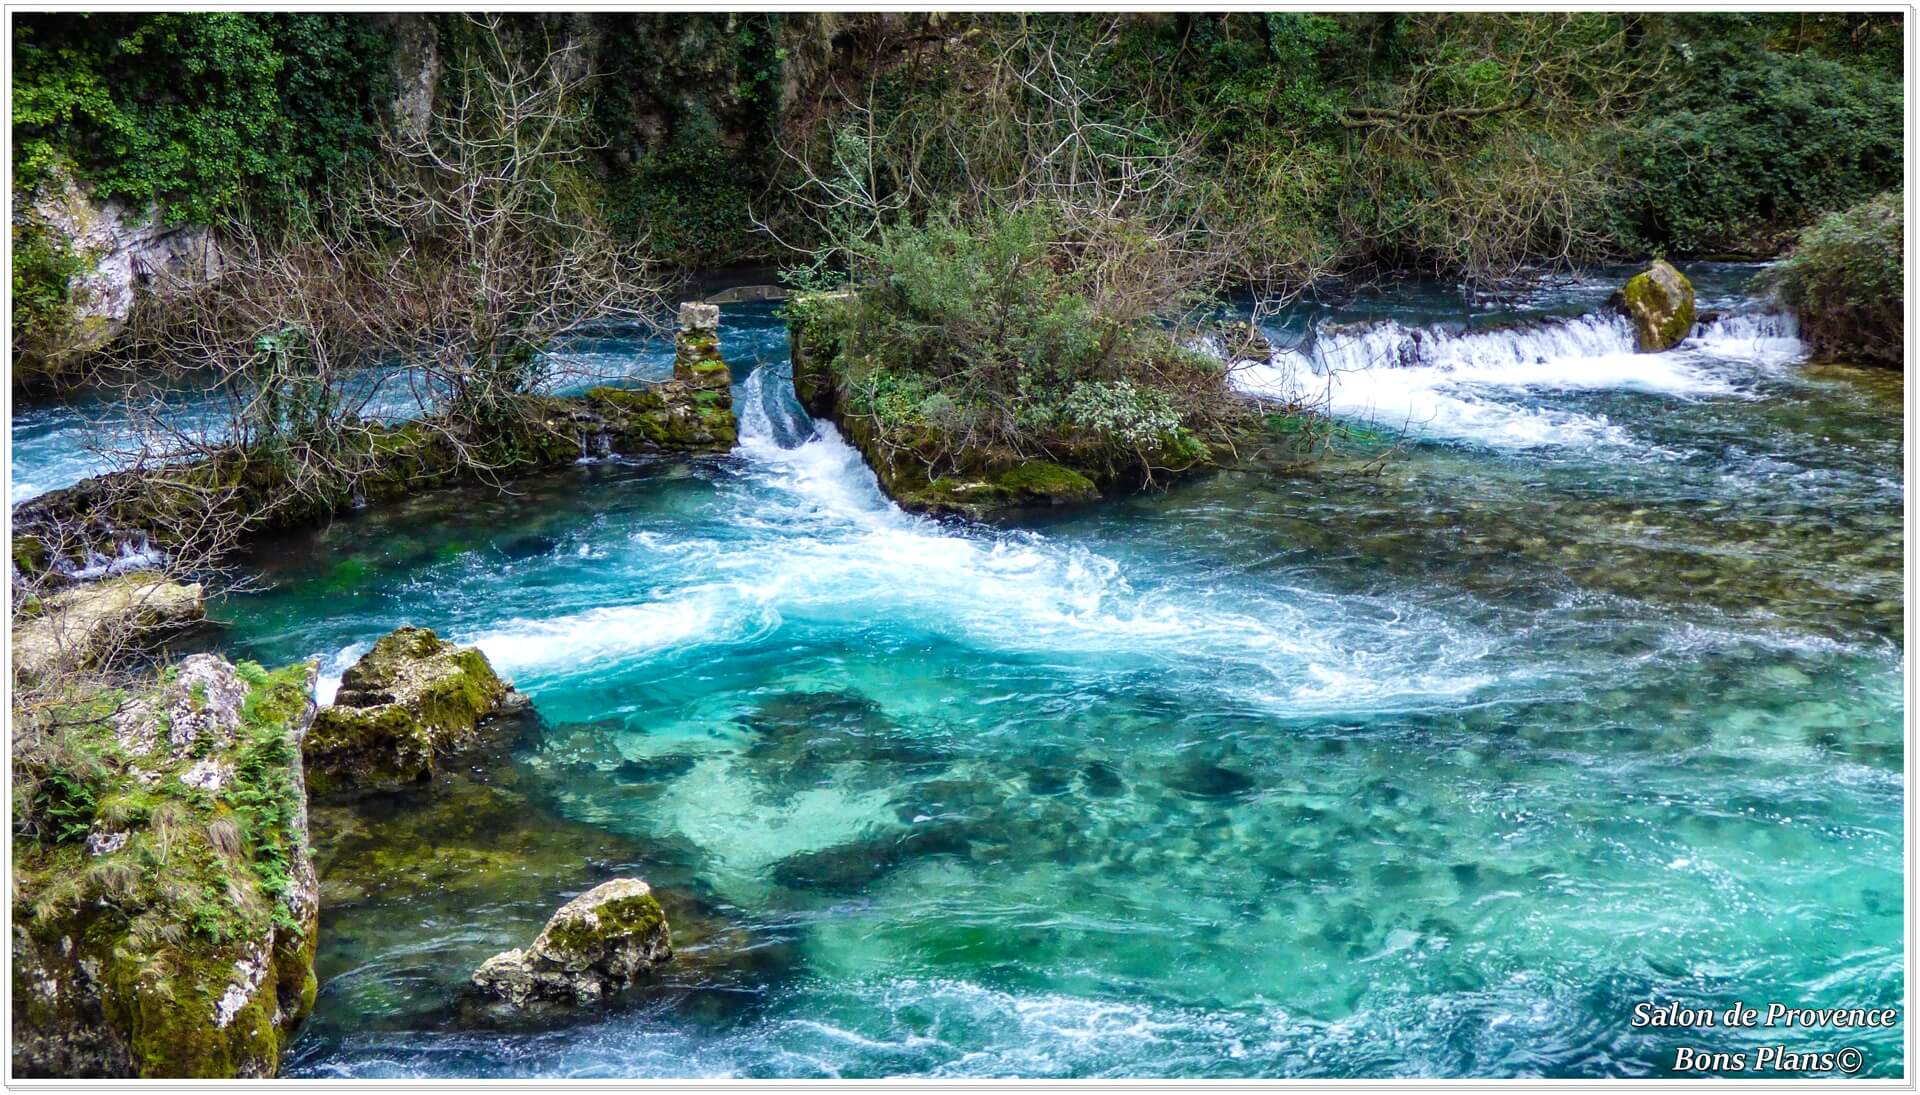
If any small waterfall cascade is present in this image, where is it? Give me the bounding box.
[736,364,818,451]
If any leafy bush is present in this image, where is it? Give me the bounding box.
[832,204,1236,480]
[12,13,395,224]
[1610,36,1901,256]
[10,219,88,347]
[1759,192,1902,367]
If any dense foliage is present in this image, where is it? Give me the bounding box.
[1760,192,1904,368]
[786,12,1903,287]
[825,205,1235,483]
[12,13,395,224]
[11,13,395,379]
[1610,34,1902,256]
[7,11,1905,392]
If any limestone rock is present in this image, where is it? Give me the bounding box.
[12,575,204,684]
[678,300,721,334]
[17,163,220,385]
[11,658,320,1078]
[304,626,513,796]
[470,878,672,1011]
[1617,259,1697,352]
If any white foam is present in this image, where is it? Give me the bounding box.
[464,595,767,673]
[313,640,371,706]
[68,537,166,580]
[1230,311,1785,451]
[1686,311,1806,364]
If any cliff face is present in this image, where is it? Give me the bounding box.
[12,657,321,1078]
[13,163,221,389]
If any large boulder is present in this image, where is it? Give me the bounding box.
[303,626,517,796]
[12,656,320,1077]
[15,163,221,389]
[1618,259,1697,352]
[469,878,672,1012]
[12,574,204,684]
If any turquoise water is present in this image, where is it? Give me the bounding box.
[13,280,1906,1078]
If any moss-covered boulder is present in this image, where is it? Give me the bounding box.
[12,575,205,685]
[784,292,1125,521]
[1618,259,1697,352]
[12,656,321,1077]
[468,878,672,1013]
[304,626,515,797]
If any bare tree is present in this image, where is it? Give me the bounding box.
[76,14,669,556]
[362,14,665,421]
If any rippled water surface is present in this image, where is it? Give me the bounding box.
[13,275,1904,1078]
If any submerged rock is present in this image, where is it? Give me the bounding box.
[304,626,515,796]
[12,574,205,684]
[12,656,320,1077]
[1617,259,1696,352]
[469,878,673,1012]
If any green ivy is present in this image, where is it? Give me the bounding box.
[12,13,395,226]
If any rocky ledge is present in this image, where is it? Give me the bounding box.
[785,293,1112,521]
[12,574,206,685]
[12,655,321,1078]
[12,304,736,582]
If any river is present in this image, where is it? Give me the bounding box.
[8,267,1904,1078]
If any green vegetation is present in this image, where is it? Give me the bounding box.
[1759,192,1903,367]
[785,206,1243,516]
[12,13,394,224]
[1610,29,1902,256]
[12,659,319,1077]
[10,13,1903,393]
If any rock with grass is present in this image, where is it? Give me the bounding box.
[12,656,321,1077]
[469,878,672,1013]
[303,626,517,797]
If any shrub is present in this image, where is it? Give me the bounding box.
[1610,36,1901,256]
[830,204,1239,481]
[1759,192,1903,367]
[11,13,395,225]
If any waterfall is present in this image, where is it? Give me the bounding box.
[1228,307,1805,451]
[736,364,818,451]
[69,534,167,580]
[1688,311,1806,364]
[1305,311,1641,375]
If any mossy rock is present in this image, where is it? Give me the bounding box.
[1619,259,1697,352]
[304,626,512,797]
[11,657,321,1078]
[468,878,672,1013]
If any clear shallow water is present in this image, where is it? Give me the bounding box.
[12,280,1906,1078]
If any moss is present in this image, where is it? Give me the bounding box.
[993,461,1098,499]
[304,627,509,797]
[543,889,666,956]
[13,533,50,574]
[11,657,318,1077]
[1620,260,1696,352]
